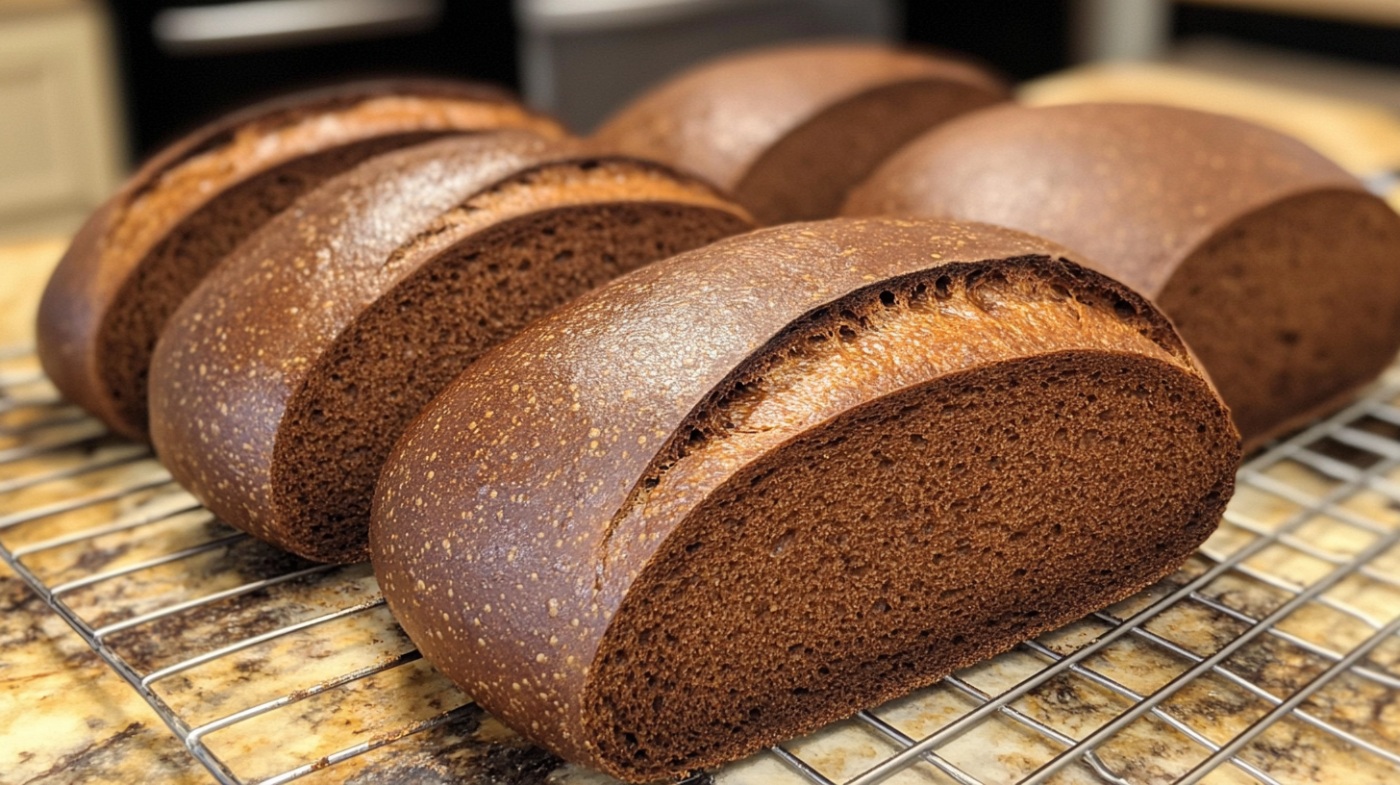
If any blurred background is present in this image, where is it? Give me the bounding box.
[4,0,1400,243]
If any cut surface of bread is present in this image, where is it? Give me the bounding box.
[1156,190,1400,441]
[591,42,1007,224]
[148,133,751,564]
[843,102,1400,448]
[38,80,567,440]
[370,218,1239,781]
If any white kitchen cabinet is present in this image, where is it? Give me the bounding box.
[0,0,124,242]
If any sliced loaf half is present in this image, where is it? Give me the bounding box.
[371,217,1239,780]
[149,132,752,563]
[592,42,1007,224]
[845,102,1400,447]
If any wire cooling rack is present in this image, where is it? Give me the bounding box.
[3,343,1399,785]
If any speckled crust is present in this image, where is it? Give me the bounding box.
[148,132,751,563]
[843,102,1400,447]
[37,78,568,441]
[591,41,1008,223]
[369,217,1240,780]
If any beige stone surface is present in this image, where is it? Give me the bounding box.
[0,238,63,350]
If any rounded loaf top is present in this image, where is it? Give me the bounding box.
[592,41,1009,224]
[844,101,1362,295]
[371,216,1239,779]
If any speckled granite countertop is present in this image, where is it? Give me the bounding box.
[0,239,204,785]
[0,239,585,783]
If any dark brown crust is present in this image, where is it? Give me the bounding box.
[36,78,567,440]
[369,217,1239,778]
[147,133,751,562]
[590,41,1008,222]
[843,102,1400,448]
[735,79,1005,223]
[123,79,529,211]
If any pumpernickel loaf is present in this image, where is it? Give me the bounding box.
[149,132,752,564]
[370,218,1239,781]
[38,79,567,440]
[591,42,1007,224]
[844,102,1400,447]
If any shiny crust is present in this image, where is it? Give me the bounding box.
[148,132,750,560]
[369,217,1238,777]
[37,79,566,439]
[591,41,1008,192]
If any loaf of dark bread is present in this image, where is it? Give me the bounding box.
[844,102,1400,448]
[370,217,1239,781]
[591,42,1007,225]
[38,79,567,441]
[149,133,752,563]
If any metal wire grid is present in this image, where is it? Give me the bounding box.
[1,342,1398,785]
[0,349,475,785]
